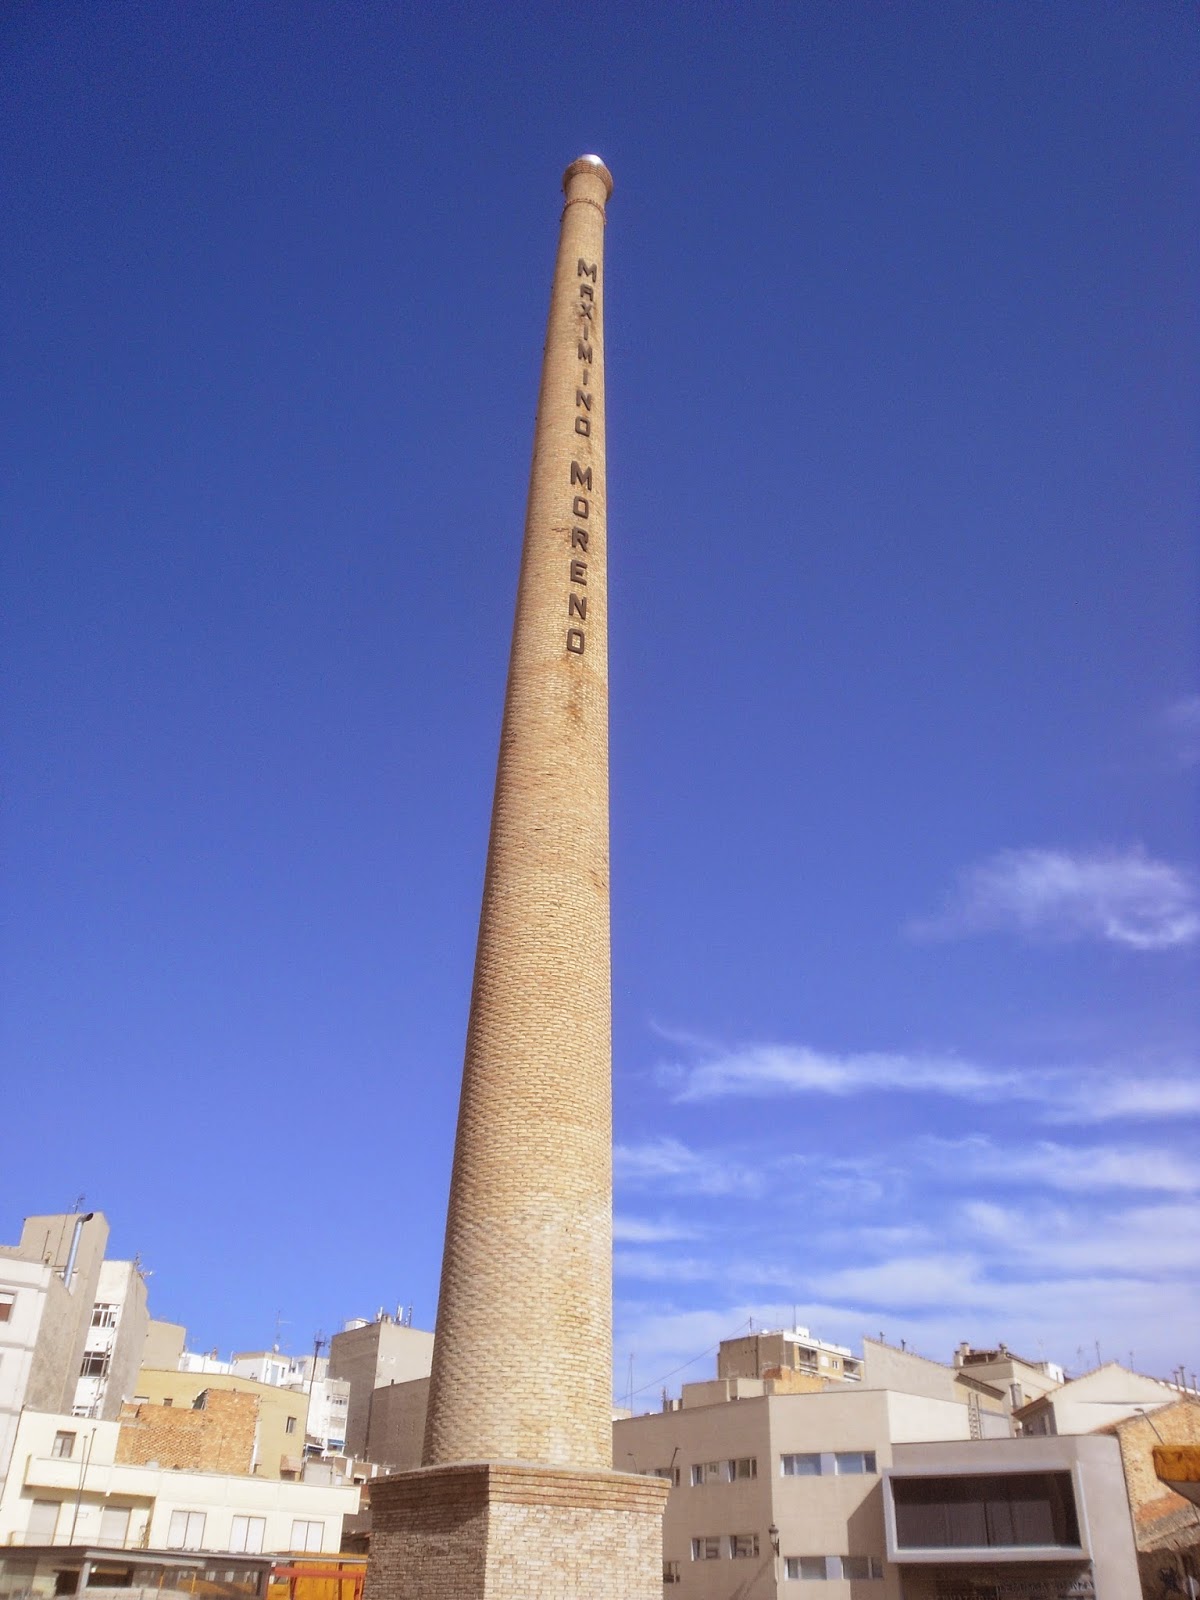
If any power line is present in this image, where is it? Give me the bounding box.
[627,1319,753,1401]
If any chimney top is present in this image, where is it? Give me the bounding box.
[563,155,613,199]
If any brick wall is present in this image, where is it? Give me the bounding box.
[117,1386,258,1474]
[421,156,618,1473]
[365,1463,668,1600]
[1111,1398,1200,1555]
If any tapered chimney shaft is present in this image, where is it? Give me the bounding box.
[422,155,616,1470]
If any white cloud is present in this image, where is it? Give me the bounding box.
[1163,695,1200,767]
[809,1255,986,1311]
[613,1214,704,1244]
[911,846,1199,950]
[613,1250,718,1283]
[614,1137,764,1197]
[919,1136,1200,1194]
[659,1038,1199,1125]
[1054,1073,1200,1123]
[669,1043,1015,1104]
[959,1197,1200,1277]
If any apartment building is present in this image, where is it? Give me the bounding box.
[614,1330,1140,1598]
[71,1259,149,1420]
[0,1409,358,1556]
[1015,1362,1186,1438]
[718,1326,864,1388]
[231,1352,350,1458]
[327,1315,433,1463]
[132,1369,309,1480]
[884,1434,1140,1598]
[1,1213,108,1482]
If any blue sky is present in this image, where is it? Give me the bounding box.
[3,2,1196,1400]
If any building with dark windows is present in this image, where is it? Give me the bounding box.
[885,1434,1140,1598]
[613,1332,1141,1597]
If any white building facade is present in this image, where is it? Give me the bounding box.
[0,1412,359,1556]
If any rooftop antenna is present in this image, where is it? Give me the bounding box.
[308,1333,326,1403]
[273,1310,289,1354]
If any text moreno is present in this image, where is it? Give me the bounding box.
[566,257,597,655]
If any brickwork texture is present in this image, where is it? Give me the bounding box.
[1112,1399,1200,1550]
[422,155,616,1473]
[365,1464,668,1600]
[117,1387,258,1475]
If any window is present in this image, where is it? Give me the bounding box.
[285,1416,297,1435]
[651,1466,680,1485]
[729,1534,759,1559]
[290,1521,324,1553]
[167,1511,207,1550]
[91,1305,119,1329]
[162,1398,174,1408]
[781,1453,822,1476]
[100,1507,131,1547]
[837,1556,883,1580]
[690,1537,721,1561]
[833,1451,876,1475]
[28,1501,62,1541]
[0,1291,14,1323]
[79,1352,108,1377]
[691,1460,724,1486]
[728,1457,757,1480]
[230,1516,266,1554]
[891,1472,1080,1551]
[51,1431,77,1460]
[662,1560,681,1584]
[785,1555,884,1580]
[786,1556,829,1580]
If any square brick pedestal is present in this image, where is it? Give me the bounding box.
[363,1461,669,1600]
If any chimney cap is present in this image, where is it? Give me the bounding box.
[563,155,613,199]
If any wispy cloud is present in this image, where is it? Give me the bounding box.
[910,846,1199,950]
[614,1137,765,1197]
[659,1039,1200,1124]
[918,1135,1200,1194]
[1163,695,1200,768]
[613,1214,704,1244]
[668,1043,1015,1104]
[1039,1073,1200,1123]
[613,1249,718,1283]
[961,1197,1200,1277]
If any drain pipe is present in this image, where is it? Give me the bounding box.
[62,1212,95,1290]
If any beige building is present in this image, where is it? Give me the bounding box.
[614,1331,1145,1597]
[618,1379,983,1594]
[327,1316,433,1463]
[1016,1361,1185,1438]
[1015,1375,1200,1599]
[0,1214,154,1478]
[142,1320,186,1370]
[0,1409,358,1555]
[884,1434,1141,1599]
[719,1327,864,1387]
[951,1341,1065,1410]
[132,1369,308,1480]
